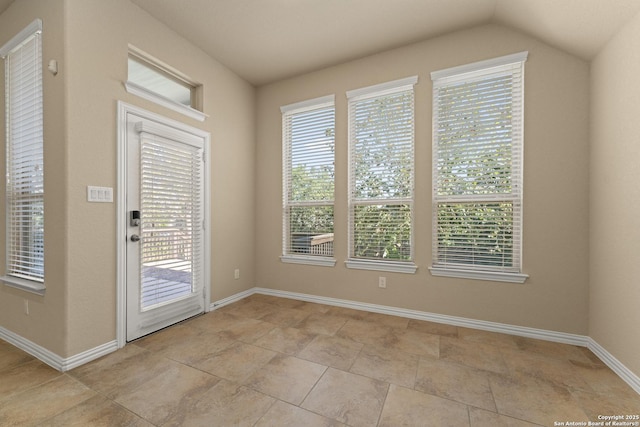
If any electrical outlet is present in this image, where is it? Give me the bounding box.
[234,269,240,280]
[378,276,386,288]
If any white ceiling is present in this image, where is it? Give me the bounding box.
[3,0,640,86]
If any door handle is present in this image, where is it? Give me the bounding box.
[130,234,141,242]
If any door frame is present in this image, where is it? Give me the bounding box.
[116,101,211,348]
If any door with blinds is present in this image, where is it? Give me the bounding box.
[125,111,207,341]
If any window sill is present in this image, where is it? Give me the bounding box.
[1,276,45,295]
[280,255,336,267]
[429,266,528,284]
[124,81,207,122]
[345,259,417,274]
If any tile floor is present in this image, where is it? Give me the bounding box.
[0,294,639,426]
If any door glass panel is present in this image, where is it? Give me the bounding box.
[139,134,202,310]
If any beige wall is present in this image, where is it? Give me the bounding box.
[0,0,68,356]
[256,24,591,334]
[590,11,640,376]
[0,0,256,357]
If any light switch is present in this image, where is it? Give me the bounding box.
[87,186,113,203]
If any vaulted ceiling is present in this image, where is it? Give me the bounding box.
[129,0,640,86]
[3,0,640,86]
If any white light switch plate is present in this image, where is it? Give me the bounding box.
[87,186,113,203]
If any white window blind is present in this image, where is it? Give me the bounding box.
[139,132,204,309]
[431,52,527,277]
[1,20,44,286]
[281,96,335,263]
[347,77,417,270]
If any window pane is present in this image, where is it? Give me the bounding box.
[128,56,193,107]
[288,108,335,202]
[352,204,411,261]
[435,75,514,196]
[352,92,413,200]
[287,206,334,255]
[436,202,514,269]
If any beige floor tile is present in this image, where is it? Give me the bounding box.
[297,334,364,371]
[294,301,332,313]
[325,306,369,320]
[362,312,410,330]
[0,344,34,371]
[244,354,326,404]
[302,368,388,427]
[69,346,174,399]
[490,373,589,426]
[217,317,276,344]
[385,328,440,358]
[163,379,275,427]
[512,336,591,364]
[253,326,317,355]
[149,330,235,367]
[407,319,459,337]
[501,348,592,391]
[0,375,95,427]
[468,407,542,426]
[218,299,278,320]
[458,327,519,350]
[243,293,284,305]
[572,389,640,421]
[571,360,640,398]
[350,344,419,388]
[440,336,510,375]
[0,360,61,402]
[132,322,200,353]
[378,384,470,427]
[258,306,311,328]
[193,341,276,383]
[184,311,245,333]
[261,295,308,309]
[295,312,348,335]
[40,394,153,427]
[114,360,219,425]
[255,400,346,426]
[336,319,393,346]
[415,357,496,411]
[3,296,638,427]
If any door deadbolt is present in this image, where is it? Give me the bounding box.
[130,210,141,227]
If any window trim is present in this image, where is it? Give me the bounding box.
[281,95,336,267]
[430,52,529,283]
[346,76,418,273]
[0,19,46,295]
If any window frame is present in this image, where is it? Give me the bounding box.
[429,52,529,284]
[125,46,206,122]
[346,76,418,274]
[280,95,336,267]
[0,19,46,294]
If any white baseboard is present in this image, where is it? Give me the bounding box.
[249,287,639,394]
[0,326,117,372]
[588,338,640,394]
[210,287,254,311]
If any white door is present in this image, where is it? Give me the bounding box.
[124,109,208,341]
